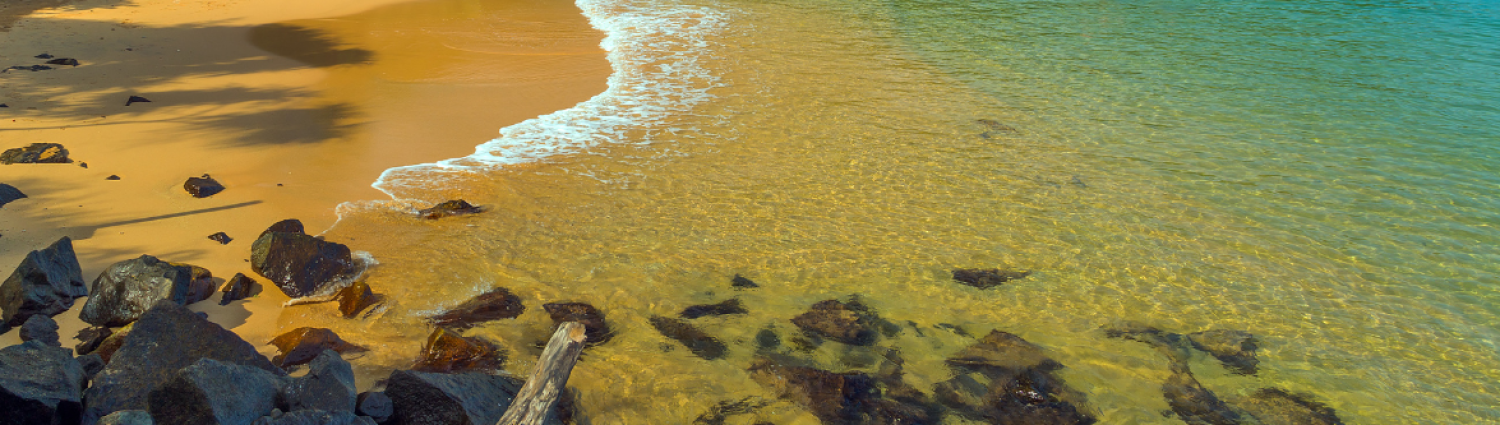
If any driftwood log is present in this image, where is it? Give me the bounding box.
[497,322,587,425]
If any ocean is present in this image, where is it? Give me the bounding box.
[314,0,1500,422]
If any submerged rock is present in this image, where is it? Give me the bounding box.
[946,330,1062,375]
[220,273,260,305]
[251,229,359,298]
[269,327,365,368]
[0,341,86,425]
[731,274,759,288]
[748,357,939,425]
[0,183,26,207]
[1187,329,1259,375]
[93,322,134,363]
[184,174,225,198]
[1,142,71,163]
[680,298,748,319]
[0,237,87,332]
[384,370,570,425]
[543,302,612,345]
[1233,388,1344,425]
[146,358,285,425]
[430,287,524,329]
[79,255,202,327]
[790,299,880,346]
[417,199,483,219]
[412,327,504,373]
[1162,371,1243,425]
[278,350,357,414]
[1103,322,1194,372]
[650,316,728,360]
[939,330,1097,425]
[951,268,1030,289]
[84,301,284,423]
[336,280,378,318]
[19,314,60,346]
[208,232,234,245]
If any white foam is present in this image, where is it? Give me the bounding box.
[364,0,730,203]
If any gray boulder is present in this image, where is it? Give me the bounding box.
[78,353,106,382]
[147,358,285,425]
[0,340,86,425]
[98,411,153,425]
[384,370,566,425]
[79,255,202,327]
[19,313,60,346]
[0,237,87,333]
[278,350,357,414]
[250,231,358,298]
[83,301,284,424]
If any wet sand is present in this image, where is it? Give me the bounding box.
[0,0,609,353]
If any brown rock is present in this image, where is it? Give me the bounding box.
[790,300,878,346]
[268,327,364,368]
[946,330,1061,375]
[336,280,377,318]
[430,287,524,330]
[418,199,483,219]
[542,302,611,345]
[1187,329,1259,375]
[649,316,727,360]
[412,327,504,373]
[951,268,1030,289]
[748,357,938,425]
[1233,388,1344,425]
[218,273,259,305]
[1,143,71,164]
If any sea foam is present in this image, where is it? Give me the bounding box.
[364,0,729,203]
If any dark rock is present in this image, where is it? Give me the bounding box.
[183,174,225,198]
[731,274,759,288]
[5,65,54,72]
[98,410,153,425]
[933,374,988,412]
[1104,322,1193,372]
[78,353,106,382]
[790,299,879,346]
[147,357,284,425]
[261,219,306,237]
[174,262,218,304]
[747,358,939,425]
[1162,372,1243,425]
[939,331,1097,424]
[83,301,284,423]
[650,316,727,360]
[979,368,1097,425]
[1,142,71,164]
[951,268,1030,289]
[0,237,86,332]
[693,397,772,425]
[125,96,150,106]
[251,231,359,298]
[680,298,747,319]
[1187,330,1259,375]
[75,326,113,355]
[36,53,54,59]
[430,287,523,329]
[542,302,612,345]
[279,350,357,413]
[220,273,260,305]
[269,327,365,368]
[208,232,233,245]
[411,327,504,373]
[755,327,781,349]
[46,58,80,66]
[1233,388,1343,425]
[79,255,202,327]
[0,103,7,107]
[0,183,26,207]
[337,280,377,318]
[106,175,121,180]
[417,200,483,219]
[946,330,1061,376]
[384,370,568,425]
[19,314,60,346]
[0,341,86,425]
[252,410,375,425]
[356,392,393,423]
[93,323,133,363]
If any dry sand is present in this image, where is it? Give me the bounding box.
[0,0,609,353]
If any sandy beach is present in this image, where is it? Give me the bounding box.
[0,0,609,354]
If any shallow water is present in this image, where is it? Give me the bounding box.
[295,0,1499,423]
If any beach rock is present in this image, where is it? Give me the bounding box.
[93,323,133,363]
[0,341,86,425]
[146,357,285,425]
[938,331,1096,424]
[1103,322,1193,372]
[384,370,568,425]
[80,162,88,168]
[1,142,71,164]
[356,392,393,423]
[5,65,54,72]
[543,302,612,345]
[251,231,359,298]
[269,327,365,368]
[83,301,284,423]
[98,410,153,425]
[0,236,87,332]
[731,274,760,288]
[208,232,233,245]
[261,219,305,237]
[106,175,121,180]
[693,398,772,425]
[933,374,989,412]
[951,268,1030,289]
[1162,371,1243,425]
[175,262,218,304]
[412,327,504,373]
[680,298,748,319]
[790,299,880,346]
[0,183,26,207]
[184,174,225,198]
[36,53,54,59]
[252,410,375,425]
[278,350,357,414]
[79,255,201,327]
[747,358,938,425]
[417,199,483,219]
[1187,329,1259,375]
[220,273,260,305]
[125,96,150,106]
[430,287,523,329]
[19,314,60,346]
[946,330,1062,375]
[1233,388,1344,425]
[650,316,727,360]
[78,353,106,382]
[46,58,80,66]
[336,280,377,318]
[75,326,113,355]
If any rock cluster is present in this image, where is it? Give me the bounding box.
[1,143,72,164]
[183,174,225,198]
[78,255,214,327]
[951,267,1030,289]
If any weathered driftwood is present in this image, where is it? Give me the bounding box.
[497,322,586,425]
